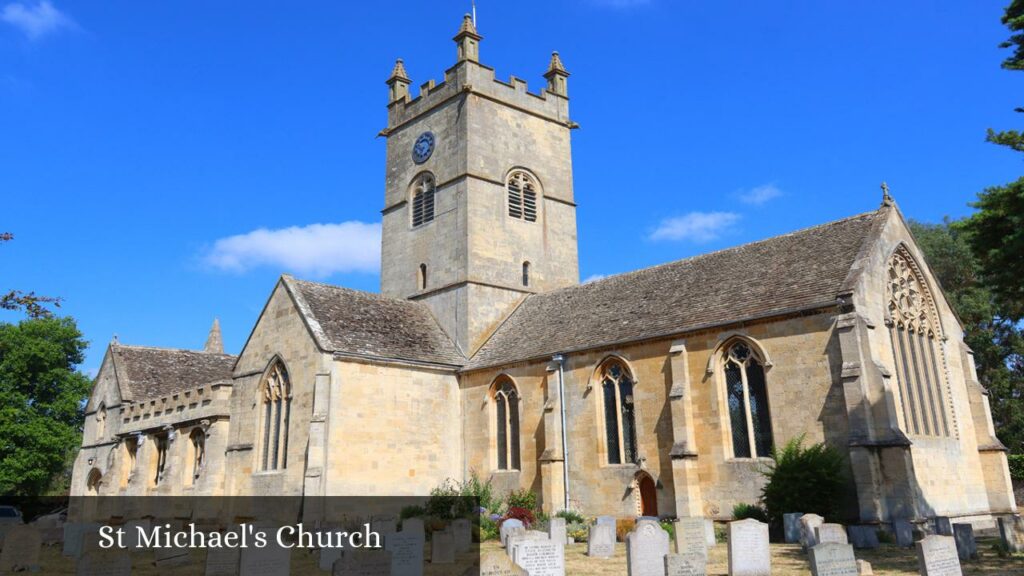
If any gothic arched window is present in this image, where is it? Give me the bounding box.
[507,170,538,222]
[411,173,436,227]
[723,340,774,458]
[492,377,521,470]
[600,359,638,465]
[259,361,292,471]
[886,246,950,437]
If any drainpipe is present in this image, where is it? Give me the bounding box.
[552,353,570,511]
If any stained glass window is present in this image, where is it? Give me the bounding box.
[494,378,520,470]
[601,359,638,465]
[724,341,774,458]
[260,362,291,471]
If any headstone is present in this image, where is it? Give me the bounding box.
[665,551,706,576]
[586,523,615,558]
[0,525,42,572]
[596,516,616,528]
[370,516,397,537]
[932,517,953,537]
[998,515,1024,553]
[808,542,857,576]
[727,518,769,576]
[705,519,716,547]
[205,546,241,576]
[239,540,291,575]
[402,518,425,540]
[385,530,424,576]
[625,519,670,576]
[319,546,343,572]
[76,548,131,576]
[915,535,962,576]
[800,514,825,549]
[951,523,976,561]
[63,523,100,558]
[672,517,708,572]
[847,525,879,549]
[431,531,455,564]
[332,549,391,576]
[499,520,524,548]
[477,551,528,576]
[816,523,848,545]
[123,519,152,551]
[893,520,914,548]
[510,539,564,576]
[783,513,804,544]
[548,517,567,546]
[857,559,874,575]
[154,541,191,567]
[452,518,472,553]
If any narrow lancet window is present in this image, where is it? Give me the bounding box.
[259,361,291,471]
[723,341,774,458]
[493,377,520,470]
[599,359,638,465]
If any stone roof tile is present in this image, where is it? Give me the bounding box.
[111,345,236,401]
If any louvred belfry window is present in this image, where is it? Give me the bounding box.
[411,173,436,227]
[259,361,291,471]
[493,377,521,470]
[724,341,774,458]
[507,170,538,222]
[600,359,638,465]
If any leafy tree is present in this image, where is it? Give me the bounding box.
[0,317,92,495]
[911,220,1024,452]
[760,436,845,525]
[1,233,61,318]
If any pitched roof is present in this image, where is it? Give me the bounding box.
[285,277,466,367]
[110,344,236,401]
[466,209,885,370]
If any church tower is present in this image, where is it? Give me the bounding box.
[380,15,580,354]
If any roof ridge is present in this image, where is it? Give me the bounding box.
[540,208,881,299]
[112,343,236,357]
[290,276,424,305]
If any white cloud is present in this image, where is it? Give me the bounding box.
[1,1,74,40]
[583,274,606,284]
[202,222,381,278]
[649,211,740,243]
[738,184,783,206]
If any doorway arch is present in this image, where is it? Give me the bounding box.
[634,471,658,517]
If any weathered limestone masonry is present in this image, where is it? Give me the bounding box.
[71,15,1015,533]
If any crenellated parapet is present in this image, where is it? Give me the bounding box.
[119,380,232,434]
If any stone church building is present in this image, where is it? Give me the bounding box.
[73,16,1016,528]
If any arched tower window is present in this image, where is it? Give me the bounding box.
[259,361,292,471]
[886,246,951,437]
[522,262,530,287]
[411,173,436,227]
[507,170,538,222]
[723,340,774,458]
[492,377,521,470]
[599,359,638,465]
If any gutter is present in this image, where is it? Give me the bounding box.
[552,353,570,511]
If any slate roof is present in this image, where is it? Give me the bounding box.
[285,277,467,366]
[465,209,884,370]
[110,344,236,401]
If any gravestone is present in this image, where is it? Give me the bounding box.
[452,518,472,553]
[549,517,566,545]
[783,513,804,544]
[507,531,550,560]
[370,516,397,537]
[510,539,564,576]
[431,530,455,564]
[816,523,848,545]
[857,559,873,575]
[205,546,241,576]
[951,523,976,561]
[385,530,424,576]
[800,514,825,549]
[893,520,914,548]
[932,517,953,536]
[477,551,528,576]
[672,517,708,571]
[239,540,291,575]
[705,519,716,547]
[665,551,706,576]
[154,543,192,567]
[999,515,1024,553]
[319,546,344,572]
[847,526,879,549]
[0,525,42,572]
[625,519,670,576]
[332,549,391,576]
[63,522,100,558]
[586,523,615,558]
[499,520,524,548]
[76,548,131,576]
[727,519,769,576]
[402,518,425,540]
[808,542,857,576]
[596,516,616,528]
[916,535,962,576]
[123,519,152,551]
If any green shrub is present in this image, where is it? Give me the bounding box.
[479,515,500,542]
[555,509,587,524]
[567,521,589,542]
[460,471,501,513]
[660,520,676,540]
[1009,454,1024,481]
[506,488,538,513]
[424,473,496,520]
[400,505,425,520]
[760,435,845,526]
[732,503,769,523]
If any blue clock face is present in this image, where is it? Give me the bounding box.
[412,131,435,164]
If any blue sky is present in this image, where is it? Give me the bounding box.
[1,0,1021,373]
